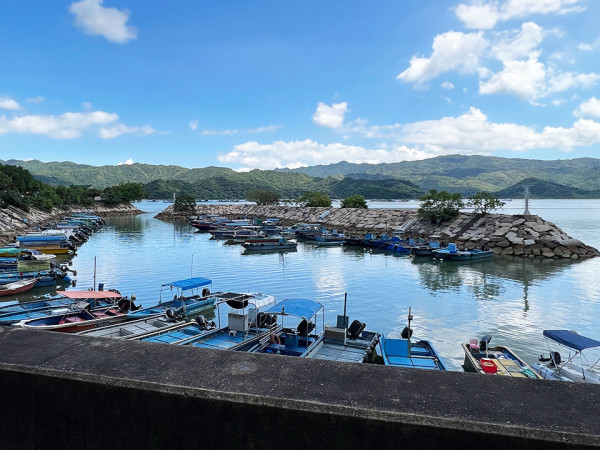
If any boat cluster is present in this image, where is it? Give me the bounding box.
[190,214,493,260]
[0,212,105,294]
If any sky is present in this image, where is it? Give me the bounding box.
[1,0,600,171]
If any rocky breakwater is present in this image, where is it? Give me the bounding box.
[0,202,142,246]
[159,204,599,259]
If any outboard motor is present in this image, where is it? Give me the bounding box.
[195,315,214,329]
[550,351,561,367]
[297,319,315,337]
[348,320,366,340]
[479,334,492,351]
[165,308,177,320]
[202,288,211,297]
[401,326,413,339]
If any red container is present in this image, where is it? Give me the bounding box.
[479,358,498,374]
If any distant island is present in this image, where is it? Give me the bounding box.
[2,155,600,200]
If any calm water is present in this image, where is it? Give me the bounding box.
[6,199,600,371]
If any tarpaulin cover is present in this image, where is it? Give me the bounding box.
[56,291,122,299]
[162,277,212,291]
[543,329,600,351]
[265,298,323,318]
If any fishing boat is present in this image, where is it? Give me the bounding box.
[533,330,600,383]
[409,236,441,257]
[78,312,182,339]
[314,233,346,246]
[462,335,540,379]
[252,298,324,357]
[17,297,139,333]
[0,279,38,297]
[378,308,446,370]
[242,237,297,251]
[127,277,216,319]
[0,290,123,325]
[433,243,493,261]
[0,267,73,287]
[303,315,380,363]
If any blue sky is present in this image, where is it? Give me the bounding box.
[1,0,600,170]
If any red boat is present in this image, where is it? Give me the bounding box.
[0,279,38,297]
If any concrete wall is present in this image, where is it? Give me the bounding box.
[1,327,599,449]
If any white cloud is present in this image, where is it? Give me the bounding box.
[0,111,118,138]
[456,0,586,29]
[201,128,238,136]
[118,158,134,165]
[26,96,45,104]
[248,124,280,133]
[479,57,546,100]
[189,120,198,130]
[441,82,455,90]
[69,0,137,44]
[397,31,488,83]
[574,97,600,118]
[82,101,93,110]
[546,72,600,94]
[0,97,21,110]
[312,102,348,128]
[491,22,543,63]
[99,124,156,139]
[218,139,432,170]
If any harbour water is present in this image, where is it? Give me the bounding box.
[7,199,600,371]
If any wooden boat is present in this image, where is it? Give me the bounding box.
[462,335,540,378]
[0,290,123,325]
[0,279,38,297]
[78,313,181,339]
[242,237,297,251]
[378,309,446,370]
[303,316,380,363]
[433,243,493,261]
[253,298,324,357]
[127,277,216,319]
[533,330,600,383]
[409,236,441,257]
[0,268,73,286]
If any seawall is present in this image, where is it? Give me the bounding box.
[0,202,142,246]
[158,204,599,259]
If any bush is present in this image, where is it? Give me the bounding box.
[417,189,463,223]
[173,194,197,213]
[246,189,280,205]
[296,191,332,207]
[467,191,505,214]
[341,194,367,209]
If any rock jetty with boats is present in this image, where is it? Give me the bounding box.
[158,204,599,259]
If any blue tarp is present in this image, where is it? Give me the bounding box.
[543,330,600,351]
[162,277,212,291]
[265,298,323,318]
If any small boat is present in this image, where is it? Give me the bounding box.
[0,268,73,286]
[433,243,493,261]
[0,279,38,297]
[78,313,182,339]
[0,289,122,325]
[127,277,216,319]
[242,237,297,251]
[378,308,446,370]
[409,236,441,257]
[462,335,540,379]
[252,298,324,357]
[314,234,346,246]
[533,330,600,383]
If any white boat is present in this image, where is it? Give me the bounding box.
[533,330,600,383]
[242,237,297,251]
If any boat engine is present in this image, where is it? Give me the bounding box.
[401,326,413,339]
[348,319,366,339]
[550,351,561,367]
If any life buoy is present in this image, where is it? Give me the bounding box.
[270,334,281,345]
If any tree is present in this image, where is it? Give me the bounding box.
[296,191,332,207]
[246,189,280,205]
[467,191,505,214]
[341,194,367,209]
[173,194,197,213]
[417,189,464,223]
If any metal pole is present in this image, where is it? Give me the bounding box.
[523,186,531,215]
[343,292,348,345]
[93,256,96,291]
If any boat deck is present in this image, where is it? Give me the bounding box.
[305,331,380,363]
[381,338,445,370]
[139,323,212,344]
[186,328,269,351]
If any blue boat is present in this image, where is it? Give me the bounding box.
[0,268,72,286]
[253,298,324,357]
[378,308,446,370]
[127,277,216,319]
[432,243,493,261]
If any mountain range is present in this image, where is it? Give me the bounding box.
[2,155,600,199]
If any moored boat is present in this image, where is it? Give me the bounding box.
[242,237,297,251]
[0,279,38,297]
[462,335,540,378]
[433,243,493,261]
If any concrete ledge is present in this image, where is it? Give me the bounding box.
[1,327,599,449]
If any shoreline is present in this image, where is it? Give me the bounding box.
[157,204,600,259]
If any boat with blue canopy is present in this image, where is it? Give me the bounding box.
[127,277,216,319]
[252,298,324,357]
[433,243,493,261]
[533,330,600,383]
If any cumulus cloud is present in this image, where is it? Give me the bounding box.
[312,102,349,128]
[479,57,546,100]
[397,31,488,83]
[491,22,543,62]
[118,158,134,165]
[26,96,45,104]
[574,97,600,118]
[441,82,455,90]
[0,111,118,138]
[189,120,198,130]
[456,0,586,29]
[0,97,21,110]
[99,124,156,139]
[218,139,432,170]
[69,0,138,44]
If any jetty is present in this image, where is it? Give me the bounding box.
[158,204,599,259]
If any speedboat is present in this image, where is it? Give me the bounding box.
[533,330,600,383]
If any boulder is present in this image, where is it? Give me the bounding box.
[512,218,526,226]
[523,239,536,246]
[542,251,556,258]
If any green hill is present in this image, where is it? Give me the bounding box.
[494,178,600,199]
